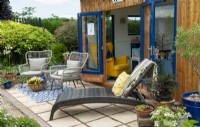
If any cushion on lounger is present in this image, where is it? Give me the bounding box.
[112,71,130,96]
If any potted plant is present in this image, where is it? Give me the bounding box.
[150,75,179,106]
[135,104,154,118]
[28,76,45,92]
[0,77,12,89]
[151,106,197,127]
[176,24,200,125]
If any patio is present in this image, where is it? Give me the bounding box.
[1,81,139,127]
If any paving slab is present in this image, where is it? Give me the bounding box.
[61,105,90,115]
[74,110,105,123]
[86,117,122,127]
[48,116,81,127]
[96,105,125,116]
[29,103,52,114]
[110,111,137,124]
[83,103,111,109]
[38,110,68,121]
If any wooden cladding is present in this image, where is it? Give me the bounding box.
[143,5,150,59]
[80,0,145,12]
[176,0,200,102]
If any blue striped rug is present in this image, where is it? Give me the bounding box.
[16,85,73,103]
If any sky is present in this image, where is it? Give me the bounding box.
[9,0,80,19]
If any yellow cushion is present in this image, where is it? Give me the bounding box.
[112,71,130,96]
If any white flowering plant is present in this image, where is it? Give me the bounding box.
[151,106,192,127]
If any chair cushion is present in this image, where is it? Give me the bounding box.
[20,71,42,76]
[112,71,130,96]
[29,58,46,71]
[54,70,75,76]
[67,60,81,68]
[114,64,130,70]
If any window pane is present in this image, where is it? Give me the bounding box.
[128,16,140,35]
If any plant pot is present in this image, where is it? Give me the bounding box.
[28,83,45,92]
[182,91,200,126]
[4,73,17,79]
[153,99,175,107]
[135,106,154,118]
[3,81,12,89]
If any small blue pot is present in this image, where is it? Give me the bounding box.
[182,91,200,126]
[3,81,12,89]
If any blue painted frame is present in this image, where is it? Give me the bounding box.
[78,11,103,74]
[140,0,177,74]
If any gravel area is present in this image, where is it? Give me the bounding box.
[0,89,24,118]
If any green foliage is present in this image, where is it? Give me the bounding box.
[128,17,140,35]
[42,18,65,34]
[135,105,146,111]
[176,24,200,77]
[151,106,192,127]
[0,78,11,84]
[0,109,14,127]
[42,15,72,34]
[3,65,19,74]
[54,21,78,51]
[51,43,68,64]
[106,16,112,42]
[0,109,41,127]
[150,75,179,101]
[181,120,198,127]
[13,6,36,18]
[15,117,41,127]
[135,104,153,111]
[0,0,13,20]
[0,21,55,65]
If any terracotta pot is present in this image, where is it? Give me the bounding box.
[4,73,17,79]
[135,106,154,118]
[28,83,45,92]
[153,99,175,107]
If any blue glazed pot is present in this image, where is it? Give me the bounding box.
[182,91,200,126]
[3,81,12,89]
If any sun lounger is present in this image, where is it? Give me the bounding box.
[50,59,157,120]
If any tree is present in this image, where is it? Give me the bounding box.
[176,24,200,94]
[0,0,13,20]
[21,7,36,18]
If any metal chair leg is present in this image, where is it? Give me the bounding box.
[21,77,24,88]
[51,79,54,90]
[80,80,85,88]
[72,80,76,87]
[61,80,64,92]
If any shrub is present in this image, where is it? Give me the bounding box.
[15,117,41,127]
[51,43,68,64]
[0,109,41,127]
[42,18,64,34]
[0,21,55,65]
[54,21,78,51]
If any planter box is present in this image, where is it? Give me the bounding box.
[28,83,45,92]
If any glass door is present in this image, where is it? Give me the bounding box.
[155,0,176,75]
[78,11,103,74]
[140,0,176,75]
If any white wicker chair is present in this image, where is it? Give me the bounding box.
[19,50,52,87]
[50,52,89,90]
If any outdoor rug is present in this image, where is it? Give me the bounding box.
[16,84,73,103]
